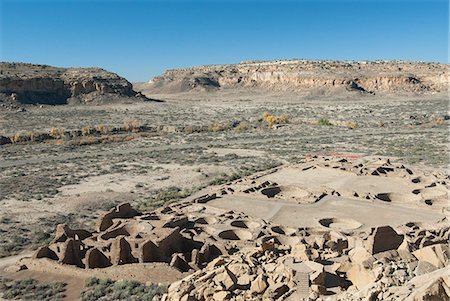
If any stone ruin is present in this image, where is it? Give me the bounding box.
[33,200,450,300]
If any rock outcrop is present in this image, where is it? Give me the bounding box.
[143,59,448,95]
[0,62,148,105]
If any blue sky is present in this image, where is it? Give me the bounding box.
[1,0,448,82]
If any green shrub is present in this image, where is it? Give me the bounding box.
[318,118,332,126]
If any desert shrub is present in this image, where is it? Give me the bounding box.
[184,125,195,134]
[318,118,332,126]
[279,114,289,124]
[266,115,277,128]
[11,132,29,143]
[346,121,358,129]
[0,277,66,301]
[49,127,64,139]
[263,112,289,128]
[208,122,229,132]
[263,112,277,128]
[81,277,166,301]
[235,121,250,132]
[138,187,192,210]
[81,126,94,136]
[124,119,142,133]
[209,161,281,186]
[432,116,445,125]
[28,131,40,141]
[95,124,110,135]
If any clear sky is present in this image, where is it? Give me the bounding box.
[1,0,448,82]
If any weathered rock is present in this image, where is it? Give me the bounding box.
[250,274,268,294]
[212,291,230,301]
[349,247,372,264]
[267,283,289,299]
[413,244,449,268]
[218,267,237,290]
[365,226,404,254]
[170,253,192,272]
[410,276,450,301]
[346,264,376,289]
[413,261,438,276]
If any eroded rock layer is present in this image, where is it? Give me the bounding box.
[0,62,146,104]
[144,60,448,95]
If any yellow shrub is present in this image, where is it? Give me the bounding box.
[49,127,64,139]
[11,132,27,143]
[28,131,41,141]
[346,121,358,129]
[266,115,277,128]
[82,126,93,136]
[95,124,110,135]
[279,115,289,124]
[433,117,444,125]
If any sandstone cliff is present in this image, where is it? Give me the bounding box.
[144,59,448,96]
[0,62,147,105]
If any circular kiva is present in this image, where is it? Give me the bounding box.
[318,218,362,230]
[218,229,253,241]
[230,220,260,229]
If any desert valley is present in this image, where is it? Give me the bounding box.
[0,59,449,301]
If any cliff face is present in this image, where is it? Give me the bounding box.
[145,60,448,95]
[0,63,144,105]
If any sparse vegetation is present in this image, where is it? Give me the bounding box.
[208,122,230,132]
[81,126,94,136]
[123,119,142,133]
[279,114,289,124]
[318,118,332,126]
[11,131,29,143]
[95,124,110,135]
[263,112,290,128]
[138,186,193,210]
[81,277,166,301]
[49,127,65,139]
[346,121,358,129]
[234,120,250,132]
[0,277,66,301]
